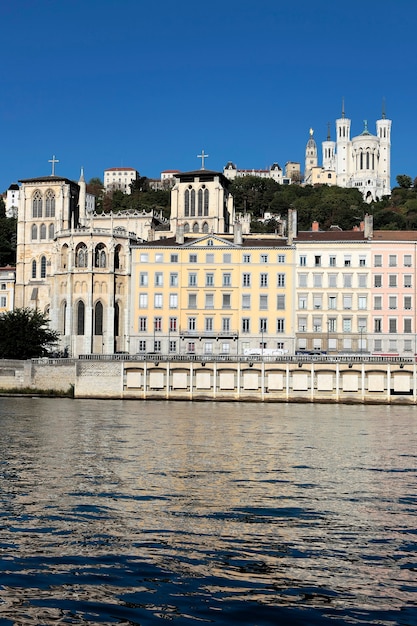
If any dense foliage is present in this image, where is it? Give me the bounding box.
[1,173,417,268]
[0,308,59,359]
[0,197,17,266]
[88,177,171,219]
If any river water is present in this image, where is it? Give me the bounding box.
[0,398,416,625]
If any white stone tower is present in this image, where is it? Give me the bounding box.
[304,128,318,184]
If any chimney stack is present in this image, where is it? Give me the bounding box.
[176,223,184,244]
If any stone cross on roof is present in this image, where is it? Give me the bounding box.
[48,154,59,176]
[197,149,209,169]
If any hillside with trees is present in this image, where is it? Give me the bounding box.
[229,174,417,232]
[1,174,417,268]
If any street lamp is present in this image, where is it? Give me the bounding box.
[359,326,365,355]
[261,325,264,356]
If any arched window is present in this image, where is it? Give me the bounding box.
[114,302,120,337]
[31,224,37,240]
[49,223,55,239]
[45,190,55,217]
[114,244,121,269]
[95,243,106,268]
[204,189,209,216]
[183,222,190,233]
[94,301,103,335]
[32,190,42,218]
[193,222,199,233]
[40,256,47,278]
[76,243,88,268]
[61,244,68,269]
[32,260,37,279]
[198,189,203,216]
[184,188,190,217]
[61,301,67,335]
[190,189,196,216]
[40,223,47,240]
[202,222,209,233]
[77,301,85,335]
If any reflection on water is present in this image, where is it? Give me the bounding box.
[0,398,416,625]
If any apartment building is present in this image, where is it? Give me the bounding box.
[130,233,295,356]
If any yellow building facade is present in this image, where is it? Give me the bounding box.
[130,233,295,356]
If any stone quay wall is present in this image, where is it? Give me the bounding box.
[75,355,417,404]
[2,356,417,404]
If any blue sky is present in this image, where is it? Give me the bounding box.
[1,0,416,192]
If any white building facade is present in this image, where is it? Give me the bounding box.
[306,107,391,201]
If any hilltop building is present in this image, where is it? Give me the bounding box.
[104,167,139,194]
[223,162,291,185]
[305,105,391,201]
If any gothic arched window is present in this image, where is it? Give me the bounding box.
[61,301,67,335]
[32,260,37,279]
[94,301,103,336]
[190,189,196,216]
[202,222,209,233]
[76,243,88,268]
[40,223,47,240]
[49,223,55,239]
[114,302,120,337]
[77,301,85,335]
[95,243,106,268]
[204,189,209,216]
[183,222,190,233]
[193,222,199,233]
[184,188,190,217]
[61,244,68,269]
[198,189,203,216]
[40,256,47,278]
[45,190,55,217]
[32,191,42,218]
[31,224,37,240]
[114,244,122,269]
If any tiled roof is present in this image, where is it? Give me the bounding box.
[295,231,366,242]
[104,167,137,172]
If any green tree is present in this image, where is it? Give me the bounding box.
[396,174,412,189]
[0,308,59,360]
[0,217,17,265]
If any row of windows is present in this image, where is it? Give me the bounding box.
[298,317,368,333]
[138,252,286,264]
[298,273,368,288]
[138,292,286,310]
[300,255,367,268]
[300,272,412,289]
[297,316,413,334]
[138,316,286,334]
[31,223,54,240]
[32,190,56,218]
[374,254,412,267]
[139,271,286,288]
[374,274,413,288]
[299,254,415,269]
[299,294,368,310]
[73,301,120,336]
[374,295,412,310]
[32,257,47,279]
[184,187,209,217]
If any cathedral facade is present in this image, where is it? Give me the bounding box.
[15,170,166,356]
[306,107,391,202]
